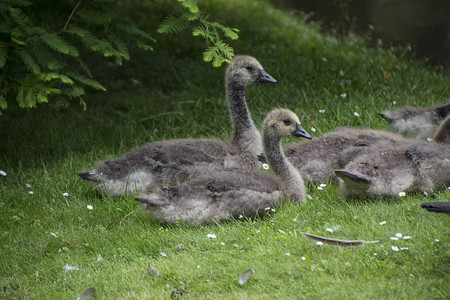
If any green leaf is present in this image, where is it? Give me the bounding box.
[17,48,41,74]
[0,44,7,68]
[38,73,74,84]
[158,14,189,34]
[135,40,153,51]
[40,33,74,55]
[177,0,199,14]
[66,71,106,91]
[63,86,85,98]
[76,8,112,25]
[0,96,7,111]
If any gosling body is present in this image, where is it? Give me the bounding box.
[136,109,311,225]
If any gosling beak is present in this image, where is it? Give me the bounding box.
[378,112,393,123]
[292,123,312,139]
[257,69,277,83]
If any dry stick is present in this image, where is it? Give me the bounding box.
[119,208,141,225]
[63,0,83,31]
[302,232,379,247]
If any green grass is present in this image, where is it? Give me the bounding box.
[1,0,449,298]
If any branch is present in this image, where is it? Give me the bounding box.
[63,0,83,31]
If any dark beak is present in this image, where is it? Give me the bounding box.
[378,112,393,123]
[334,170,370,183]
[292,123,312,139]
[257,69,277,83]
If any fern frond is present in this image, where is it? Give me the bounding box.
[192,25,206,38]
[74,56,92,77]
[62,86,85,98]
[210,22,239,40]
[8,7,32,27]
[29,39,61,70]
[17,48,40,74]
[115,21,155,42]
[66,71,106,91]
[0,44,7,68]
[177,0,199,14]
[0,96,7,112]
[135,40,153,51]
[40,33,78,56]
[76,8,112,25]
[158,14,189,34]
[37,73,74,84]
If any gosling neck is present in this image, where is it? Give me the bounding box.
[263,132,305,197]
[226,78,261,153]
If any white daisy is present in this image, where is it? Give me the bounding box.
[63,192,69,197]
[318,109,325,113]
[391,246,399,252]
[379,221,387,225]
[50,232,58,238]
[395,233,403,238]
[0,170,7,176]
[326,228,334,233]
[319,184,327,187]
[160,252,167,257]
[398,192,406,197]
[316,241,323,246]
[311,127,316,132]
[207,234,216,239]
[285,253,290,256]
[87,205,93,210]
[262,163,269,170]
[26,183,32,188]
[403,236,412,240]
[29,191,34,195]
[301,256,306,260]
[317,186,323,190]
[340,93,347,98]
[353,112,360,117]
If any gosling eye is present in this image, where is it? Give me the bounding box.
[283,119,291,125]
[246,65,253,71]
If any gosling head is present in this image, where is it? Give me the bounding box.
[263,108,312,140]
[226,55,277,86]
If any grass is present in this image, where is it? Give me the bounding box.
[1,0,449,298]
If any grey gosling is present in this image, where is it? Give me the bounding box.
[335,115,450,198]
[78,55,276,194]
[135,108,312,225]
[379,101,450,140]
[281,128,408,183]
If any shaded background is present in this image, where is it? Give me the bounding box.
[272,0,450,69]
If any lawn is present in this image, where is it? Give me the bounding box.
[0,0,449,299]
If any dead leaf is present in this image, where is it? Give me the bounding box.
[238,268,254,285]
[77,287,97,299]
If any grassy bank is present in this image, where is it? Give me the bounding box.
[1,0,449,298]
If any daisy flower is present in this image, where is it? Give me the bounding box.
[0,170,7,176]
[398,192,406,197]
[87,205,93,210]
[391,246,399,252]
[207,234,216,239]
[262,163,269,170]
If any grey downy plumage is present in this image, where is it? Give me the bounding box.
[281,128,408,183]
[379,101,450,140]
[136,108,311,225]
[78,56,276,194]
[335,115,450,198]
